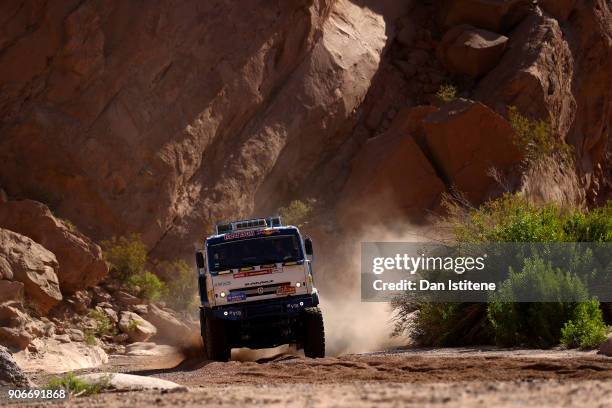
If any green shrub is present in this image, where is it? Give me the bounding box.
[394,301,489,346]
[101,234,147,279]
[561,299,608,349]
[83,330,96,346]
[452,194,569,243]
[161,260,198,313]
[47,372,111,396]
[436,84,457,103]
[394,195,611,348]
[487,258,588,347]
[278,199,314,228]
[127,271,167,302]
[564,202,612,242]
[508,106,573,165]
[452,195,610,244]
[88,309,116,337]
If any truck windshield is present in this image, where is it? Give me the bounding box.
[207,234,303,272]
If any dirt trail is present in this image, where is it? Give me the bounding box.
[24,348,612,407]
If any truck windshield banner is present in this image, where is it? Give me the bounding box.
[208,232,303,272]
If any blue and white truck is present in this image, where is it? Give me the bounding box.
[195,217,325,361]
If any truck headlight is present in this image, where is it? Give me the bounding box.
[295,282,301,288]
[220,291,226,298]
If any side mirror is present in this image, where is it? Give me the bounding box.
[195,252,205,269]
[304,238,313,256]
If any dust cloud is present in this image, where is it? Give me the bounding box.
[315,224,437,356]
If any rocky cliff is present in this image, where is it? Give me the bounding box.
[0,0,610,262]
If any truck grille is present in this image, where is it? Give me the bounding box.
[230,282,292,298]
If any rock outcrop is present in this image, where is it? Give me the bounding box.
[563,0,612,198]
[337,107,446,227]
[475,13,575,138]
[475,2,611,198]
[0,0,609,259]
[0,200,108,293]
[0,0,405,261]
[421,99,522,204]
[0,228,62,314]
[437,25,508,77]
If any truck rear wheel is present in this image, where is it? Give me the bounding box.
[204,317,231,362]
[303,307,325,358]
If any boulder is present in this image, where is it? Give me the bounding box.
[0,200,108,293]
[0,345,32,387]
[145,304,195,347]
[437,25,508,77]
[439,0,533,32]
[67,328,85,342]
[55,334,71,343]
[0,327,32,351]
[118,312,157,343]
[92,287,112,304]
[14,339,108,373]
[0,301,29,326]
[131,304,149,315]
[77,372,186,392]
[115,291,141,307]
[0,228,62,314]
[599,334,612,357]
[0,280,24,303]
[337,107,446,228]
[65,290,92,314]
[421,99,522,204]
[475,14,575,139]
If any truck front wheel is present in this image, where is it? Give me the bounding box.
[303,307,325,358]
[204,317,231,362]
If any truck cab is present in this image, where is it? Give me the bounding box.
[195,216,325,361]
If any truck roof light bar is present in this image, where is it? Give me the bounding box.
[215,216,282,234]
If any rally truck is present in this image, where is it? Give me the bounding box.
[195,216,325,361]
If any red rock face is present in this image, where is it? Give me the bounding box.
[475,13,576,138]
[0,0,403,259]
[421,100,523,204]
[336,107,446,228]
[564,0,612,198]
[0,0,609,259]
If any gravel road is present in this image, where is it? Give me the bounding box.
[21,347,612,407]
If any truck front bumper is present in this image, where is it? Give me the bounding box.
[206,292,319,321]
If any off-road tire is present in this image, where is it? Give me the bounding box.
[204,317,230,362]
[303,307,325,358]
